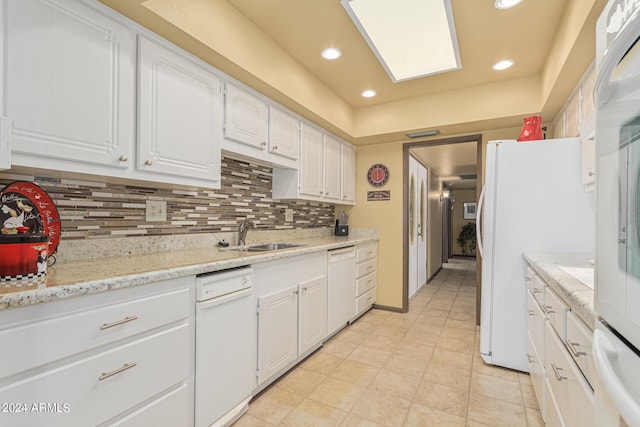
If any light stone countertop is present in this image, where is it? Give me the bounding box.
[523,252,596,329]
[0,234,377,311]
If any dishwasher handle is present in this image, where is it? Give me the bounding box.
[328,246,355,263]
[198,287,253,309]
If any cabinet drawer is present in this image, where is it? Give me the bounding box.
[526,332,545,420]
[544,377,566,427]
[0,287,190,379]
[355,287,376,317]
[543,287,569,340]
[356,243,377,263]
[356,273,377,297]
[107,383,190,427]
[0,324,190,427]
[566,311,595,388]
[527,291,545,363]
[356,258,376,279]
[545,321,594,427]
[529,274,546,305]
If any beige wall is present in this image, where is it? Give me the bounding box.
[348,142,404,309]
[450,189,477,257]
[427,171,443,280]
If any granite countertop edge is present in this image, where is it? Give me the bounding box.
[1,235,377,311]
[523,252,596,330]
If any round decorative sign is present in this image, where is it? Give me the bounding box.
[367,164,389,187]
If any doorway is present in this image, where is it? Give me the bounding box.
[402,134,483,317]
[408,154,428,299]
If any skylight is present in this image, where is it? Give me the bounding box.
[340,0,461,83]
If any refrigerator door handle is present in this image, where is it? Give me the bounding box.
[593,329,640,426]
[476,185,486,257]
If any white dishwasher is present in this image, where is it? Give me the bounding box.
[327,246,356,337]
[195,266,255,427]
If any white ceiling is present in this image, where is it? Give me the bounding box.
[226,0,568,108]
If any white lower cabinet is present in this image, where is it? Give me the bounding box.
[0,278,194,427]
[525,265,594,427]
[298,276,328,355]
[255,252,327,388]
[354,242,377,320]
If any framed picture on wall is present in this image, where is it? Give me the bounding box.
[463,202,477,220]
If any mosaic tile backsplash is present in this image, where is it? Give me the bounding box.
[0,157,335,241]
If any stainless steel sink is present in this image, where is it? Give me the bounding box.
[222,242,306,252]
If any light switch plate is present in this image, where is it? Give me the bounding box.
[146,200,167,222]
[285,208,293,222]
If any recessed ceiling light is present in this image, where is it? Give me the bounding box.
[361,90,377,98]
[492,59,515,71]
[321,48,342,60]
[495,0,523,9]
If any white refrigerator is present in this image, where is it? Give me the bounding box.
[477,138,595,372]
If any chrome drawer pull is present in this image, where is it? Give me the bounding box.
[526,353,535,363]
[527,310,536,317]
[551,363,567,381]
[98,362,137,381]
[100,316,138,330]
[531,288,542,294]
[543,305,555,314]
[566,340,586,357]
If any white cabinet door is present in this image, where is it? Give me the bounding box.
[257,286,298,385]
[298,276,327,355]
[299,123,324,197]
[4,0,135,171]
[224,83,268,150]
[323,135,341,201]
[138,36,221,184]
[269,105,299,161]
[341,143,356,204]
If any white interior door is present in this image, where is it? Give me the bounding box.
[408,156,418,299]
[417,164,428,289]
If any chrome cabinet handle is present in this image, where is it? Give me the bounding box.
[527,310,536,317]
[273,145,278,150]
[145,159,153,166]
[100,316,138,331]
[99,362,137,381]
[566,340,586,357]
[526,353,535,363]
[543,305,555,314]
[261,141,267,147]
[588,171,594,177]
[551,363,567,381]
[119,155,128,162]
[531,288,542,294]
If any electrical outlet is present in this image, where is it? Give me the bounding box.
[285,208,293,222]
[146,200,167,222]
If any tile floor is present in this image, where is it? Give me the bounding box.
[234,258,543,426]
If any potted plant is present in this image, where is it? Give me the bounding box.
[457,222,477,256]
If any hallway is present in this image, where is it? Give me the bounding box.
[235,258,543,426]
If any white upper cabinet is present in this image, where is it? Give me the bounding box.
[3,0,135,172]
[222,82,299,168]
[137,36,221,187]
[268,105,299,161]
[272,123,354,205]
[341,143,356,203]
[224,82,269,151]
[298,123,325,197]
[323,134,341,201]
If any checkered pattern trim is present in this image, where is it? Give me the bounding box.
[0,271,46,286]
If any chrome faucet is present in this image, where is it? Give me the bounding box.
[237,219,255,246]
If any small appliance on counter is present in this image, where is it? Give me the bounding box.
[334,210,349,236]
[0,181,60,286]
[0,231,49,285]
